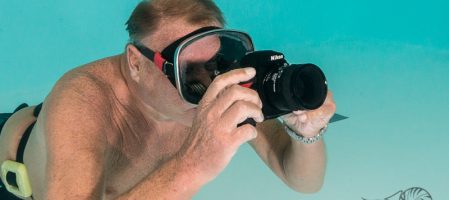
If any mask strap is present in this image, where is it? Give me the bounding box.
[134,26,221,87]
[134,44,177,86]
[134,44,166,71]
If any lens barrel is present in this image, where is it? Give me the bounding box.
[262,63,327,113]
[236,50,328,119]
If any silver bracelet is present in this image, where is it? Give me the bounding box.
[283,123,328,144]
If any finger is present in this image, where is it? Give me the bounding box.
[324,90,335,104]
[211,84,262,115]
[307,108,332,125]
[327,90,334,99]
[325,93,337,114]
[309,97,336,117]
[291,109,309,123]
[221,100,264,130]
[305,109,324,122]
[229,124,258,148]
[201,67,256,104]
[293,110,307,115]
[299,114,307,122]
[319,93,337,121]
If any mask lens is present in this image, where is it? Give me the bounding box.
[175,31,253,104]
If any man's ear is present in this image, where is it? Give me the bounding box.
[126,44,142,82]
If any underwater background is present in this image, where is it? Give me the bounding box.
[1,0,448,199]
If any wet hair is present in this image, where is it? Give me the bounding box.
[125,0,225,43]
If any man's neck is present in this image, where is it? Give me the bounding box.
[117,54,195,127]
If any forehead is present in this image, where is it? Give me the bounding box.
[142,18,222,52]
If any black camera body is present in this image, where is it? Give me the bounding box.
[238,50,328,119]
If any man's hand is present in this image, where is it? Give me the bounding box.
[178,67,264,185]
[282,91,336,137]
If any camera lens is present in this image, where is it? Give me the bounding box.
[263,64,327,112]
[292,64,328,109]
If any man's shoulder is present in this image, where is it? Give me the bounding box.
[51,55,124,106]
[39,55,124,143]
[50,70,108,106]
[56,56,120,91]
[43,64,114,130]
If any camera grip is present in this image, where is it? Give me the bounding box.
[237,118,256,127]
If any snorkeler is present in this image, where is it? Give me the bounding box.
[0,0,336,199]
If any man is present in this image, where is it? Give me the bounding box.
[0,0,336,199]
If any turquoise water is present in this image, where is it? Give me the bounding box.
[1,0,448,199]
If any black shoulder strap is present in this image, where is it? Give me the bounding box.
[16,103,43,163]
[16,123,35,163]
[0,113,12,133]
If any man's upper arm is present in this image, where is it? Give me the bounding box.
[42,73,110,199]
[249,119,291,183]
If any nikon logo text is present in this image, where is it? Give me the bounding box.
[270,55,284,61]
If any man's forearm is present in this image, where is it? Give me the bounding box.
[116,155,203,200]
[282,136,326,193]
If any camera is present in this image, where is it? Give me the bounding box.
[236,50,328,119]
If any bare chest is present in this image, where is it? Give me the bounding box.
[103,121,189,199]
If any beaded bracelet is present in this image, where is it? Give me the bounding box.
[283,123,328,144]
